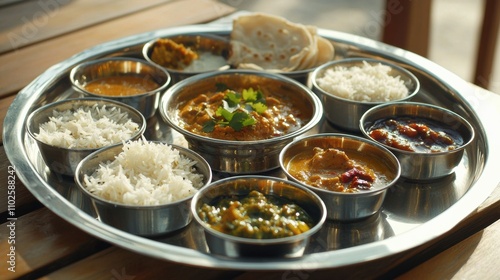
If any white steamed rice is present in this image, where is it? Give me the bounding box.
[316,61,409,102]
[35,104,140,149]
[83,139,204,206]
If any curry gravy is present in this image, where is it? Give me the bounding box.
[84,75,159,97]
[287,147,393,193]
[178,88,308,141]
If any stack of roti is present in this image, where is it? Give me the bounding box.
[228,13,334,72]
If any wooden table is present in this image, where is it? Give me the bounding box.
[1,1,499,279]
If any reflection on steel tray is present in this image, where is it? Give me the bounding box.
[4,23,496,270]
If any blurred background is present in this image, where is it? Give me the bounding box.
[217,0,500,94]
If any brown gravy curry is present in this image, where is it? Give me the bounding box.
[286,147,392,193]
[177,87,308,141]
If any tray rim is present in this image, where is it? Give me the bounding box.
[4,23,500,270]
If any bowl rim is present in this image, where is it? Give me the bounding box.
[191,175,327,245]
[359,101,476,155]
[310,57,421,104]
[279,133,402,196]
[74,141,213,209]
[69,57,171,98]
[159,69,324,145]
[26,97,147,152]
[142,33,231,75]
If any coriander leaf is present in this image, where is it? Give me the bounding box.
[242,87,258,102]
[251,102,267,114]
[216,106,224,116]
[243,88,266,104]
[224,91,241,107]
[220,100,233,113]
[255,90,265,104]
[206,87,266,132]
[217,107,234,121]
[229,111,251,131]
[202,120,216,132]
[242,116,256,126]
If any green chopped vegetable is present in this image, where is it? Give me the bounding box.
[217,106,234,121]
[202,120,216,132]
[229,111,255,131]
[243,88,266,106]
[251,102,267,114]
[202,86,268,132]
[224,91,241,107]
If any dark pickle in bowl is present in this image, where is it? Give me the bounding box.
[198,190,314,239]
[367,116,464,153]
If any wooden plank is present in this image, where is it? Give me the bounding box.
[381,0,432,57]
[473,0,500,89]
[0,0,171,54]
[0,146,40,215]
[0,207,108,280]
[397,219,500,280]
[0,0,235,98]
[39,247,244,280]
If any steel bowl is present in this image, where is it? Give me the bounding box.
[70,57,171,119]
[26,98,146,177]
[191,175,326,258]
[359,102,475,180]
[159,70,323,174]
[279,133,401,221]
[75,142,212,236]
[310,58,420,132]
[143,34,230,84]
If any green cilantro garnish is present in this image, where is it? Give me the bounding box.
[229,111,255,131]
[224,91,241,107]
[202,120,216,132]
[202,87,267,132]
[251,102,267,114]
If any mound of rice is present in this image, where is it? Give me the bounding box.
[316,61,409,102]
[83,139,205,206]
[36,104,140,149]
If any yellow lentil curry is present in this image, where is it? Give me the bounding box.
[84,76,159,97]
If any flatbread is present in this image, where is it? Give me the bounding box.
[228,13,334,72]
[298,27,334,70]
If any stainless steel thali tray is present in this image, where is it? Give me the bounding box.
[4,22,500,270]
